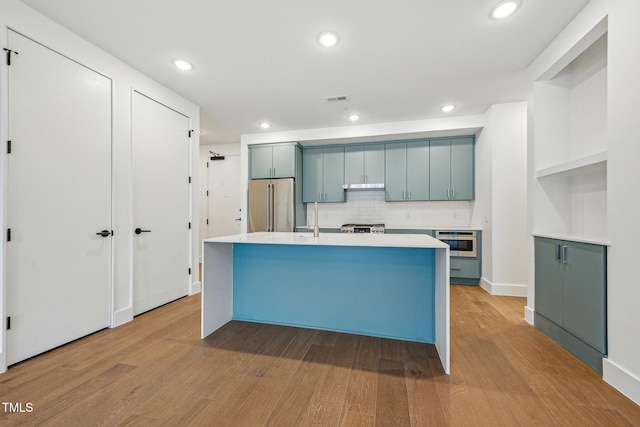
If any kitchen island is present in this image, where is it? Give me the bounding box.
[201,232,450,373]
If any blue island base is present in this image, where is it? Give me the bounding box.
[232,243,436,343]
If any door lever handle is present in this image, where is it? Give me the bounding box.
[135,228,151,235]
[96,229,112,237]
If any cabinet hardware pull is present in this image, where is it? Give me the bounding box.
[562,245,568,264]
[447,188,450,199]
[452,187,455,198]
[555,244,562,262]
[451,267,462,271]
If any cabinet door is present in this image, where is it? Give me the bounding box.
[450,137,474,200]
[322,146,345,202]
[562,241,607,352]
[429,139,451,200]
[302,148,323,202]
[250,146,273,179]
[534,237,564,326]
[364,144,385,183]
[385,143,407,201]
[271,144,296,178]
[344,145,364,184]
[406,140,430,200]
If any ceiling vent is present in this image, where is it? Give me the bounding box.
[326,95,349,102]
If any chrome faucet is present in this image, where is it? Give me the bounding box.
[313,202,320,237]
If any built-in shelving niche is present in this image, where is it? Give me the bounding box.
[533,20,608,244]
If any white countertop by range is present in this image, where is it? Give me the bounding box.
[204,232,449,249]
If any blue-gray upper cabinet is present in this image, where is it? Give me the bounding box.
[250,143,297,179]
[302,146,345,202]
[344,144,385,185]
[429,137,475,200]
[385,140,430,201]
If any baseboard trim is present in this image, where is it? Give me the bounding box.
[190,281,201,295]
[603,358,640,406]
[112,306,133,328]
[480,278,527,297]
[524,306,535,325]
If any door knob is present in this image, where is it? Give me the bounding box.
[96,229,112,237]
[135,228,151,234]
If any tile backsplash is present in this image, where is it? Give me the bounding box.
[305,189,472,229]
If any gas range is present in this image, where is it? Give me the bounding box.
[340,224,385,234]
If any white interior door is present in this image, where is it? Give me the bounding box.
[132,92,190,315]
[6,31,112,365]
[208,155,241,237]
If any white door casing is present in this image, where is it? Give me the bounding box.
[6,31,112,365]
[132,91,190,316]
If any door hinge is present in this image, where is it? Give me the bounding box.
[7,140,11,154]
[6,316,11,330]
[7,228,11,242]
[188,129,194,138]
[188,268,192,275]
[188,222,191,229]
[206,162,209,168]
[206,190,209,197]
[206,219,209,225]
[188,176,192,184]
[3,48,19,66]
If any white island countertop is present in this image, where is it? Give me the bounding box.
[204,231,450,249]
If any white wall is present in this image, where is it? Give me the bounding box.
[483,103,528,296]
[528,0,640,405]
[605,0,640,405]
[0,0,200,371]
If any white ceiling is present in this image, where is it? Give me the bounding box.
[19,0,589,145]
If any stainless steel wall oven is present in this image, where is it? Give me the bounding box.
[435,231,477,257]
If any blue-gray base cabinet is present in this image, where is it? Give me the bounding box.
[534,237,607,373]
[449,257,481,285]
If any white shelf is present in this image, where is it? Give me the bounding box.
[535,151,607,179]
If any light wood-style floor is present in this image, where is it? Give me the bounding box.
[1,285,639,426]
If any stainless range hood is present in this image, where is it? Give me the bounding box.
[342,183,385,190]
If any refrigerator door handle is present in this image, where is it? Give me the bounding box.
[267,183,272,231]
[269,182,275,231]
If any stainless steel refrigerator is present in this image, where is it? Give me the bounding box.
[248,178,295,232]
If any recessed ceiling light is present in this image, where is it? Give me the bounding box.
[173,59,193,71]
[172,59,193,71]
[259,122,271,129]
[441,104,456,113]
[348,114,360,122]
[490,0,521,19]
[317,31,340,47]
